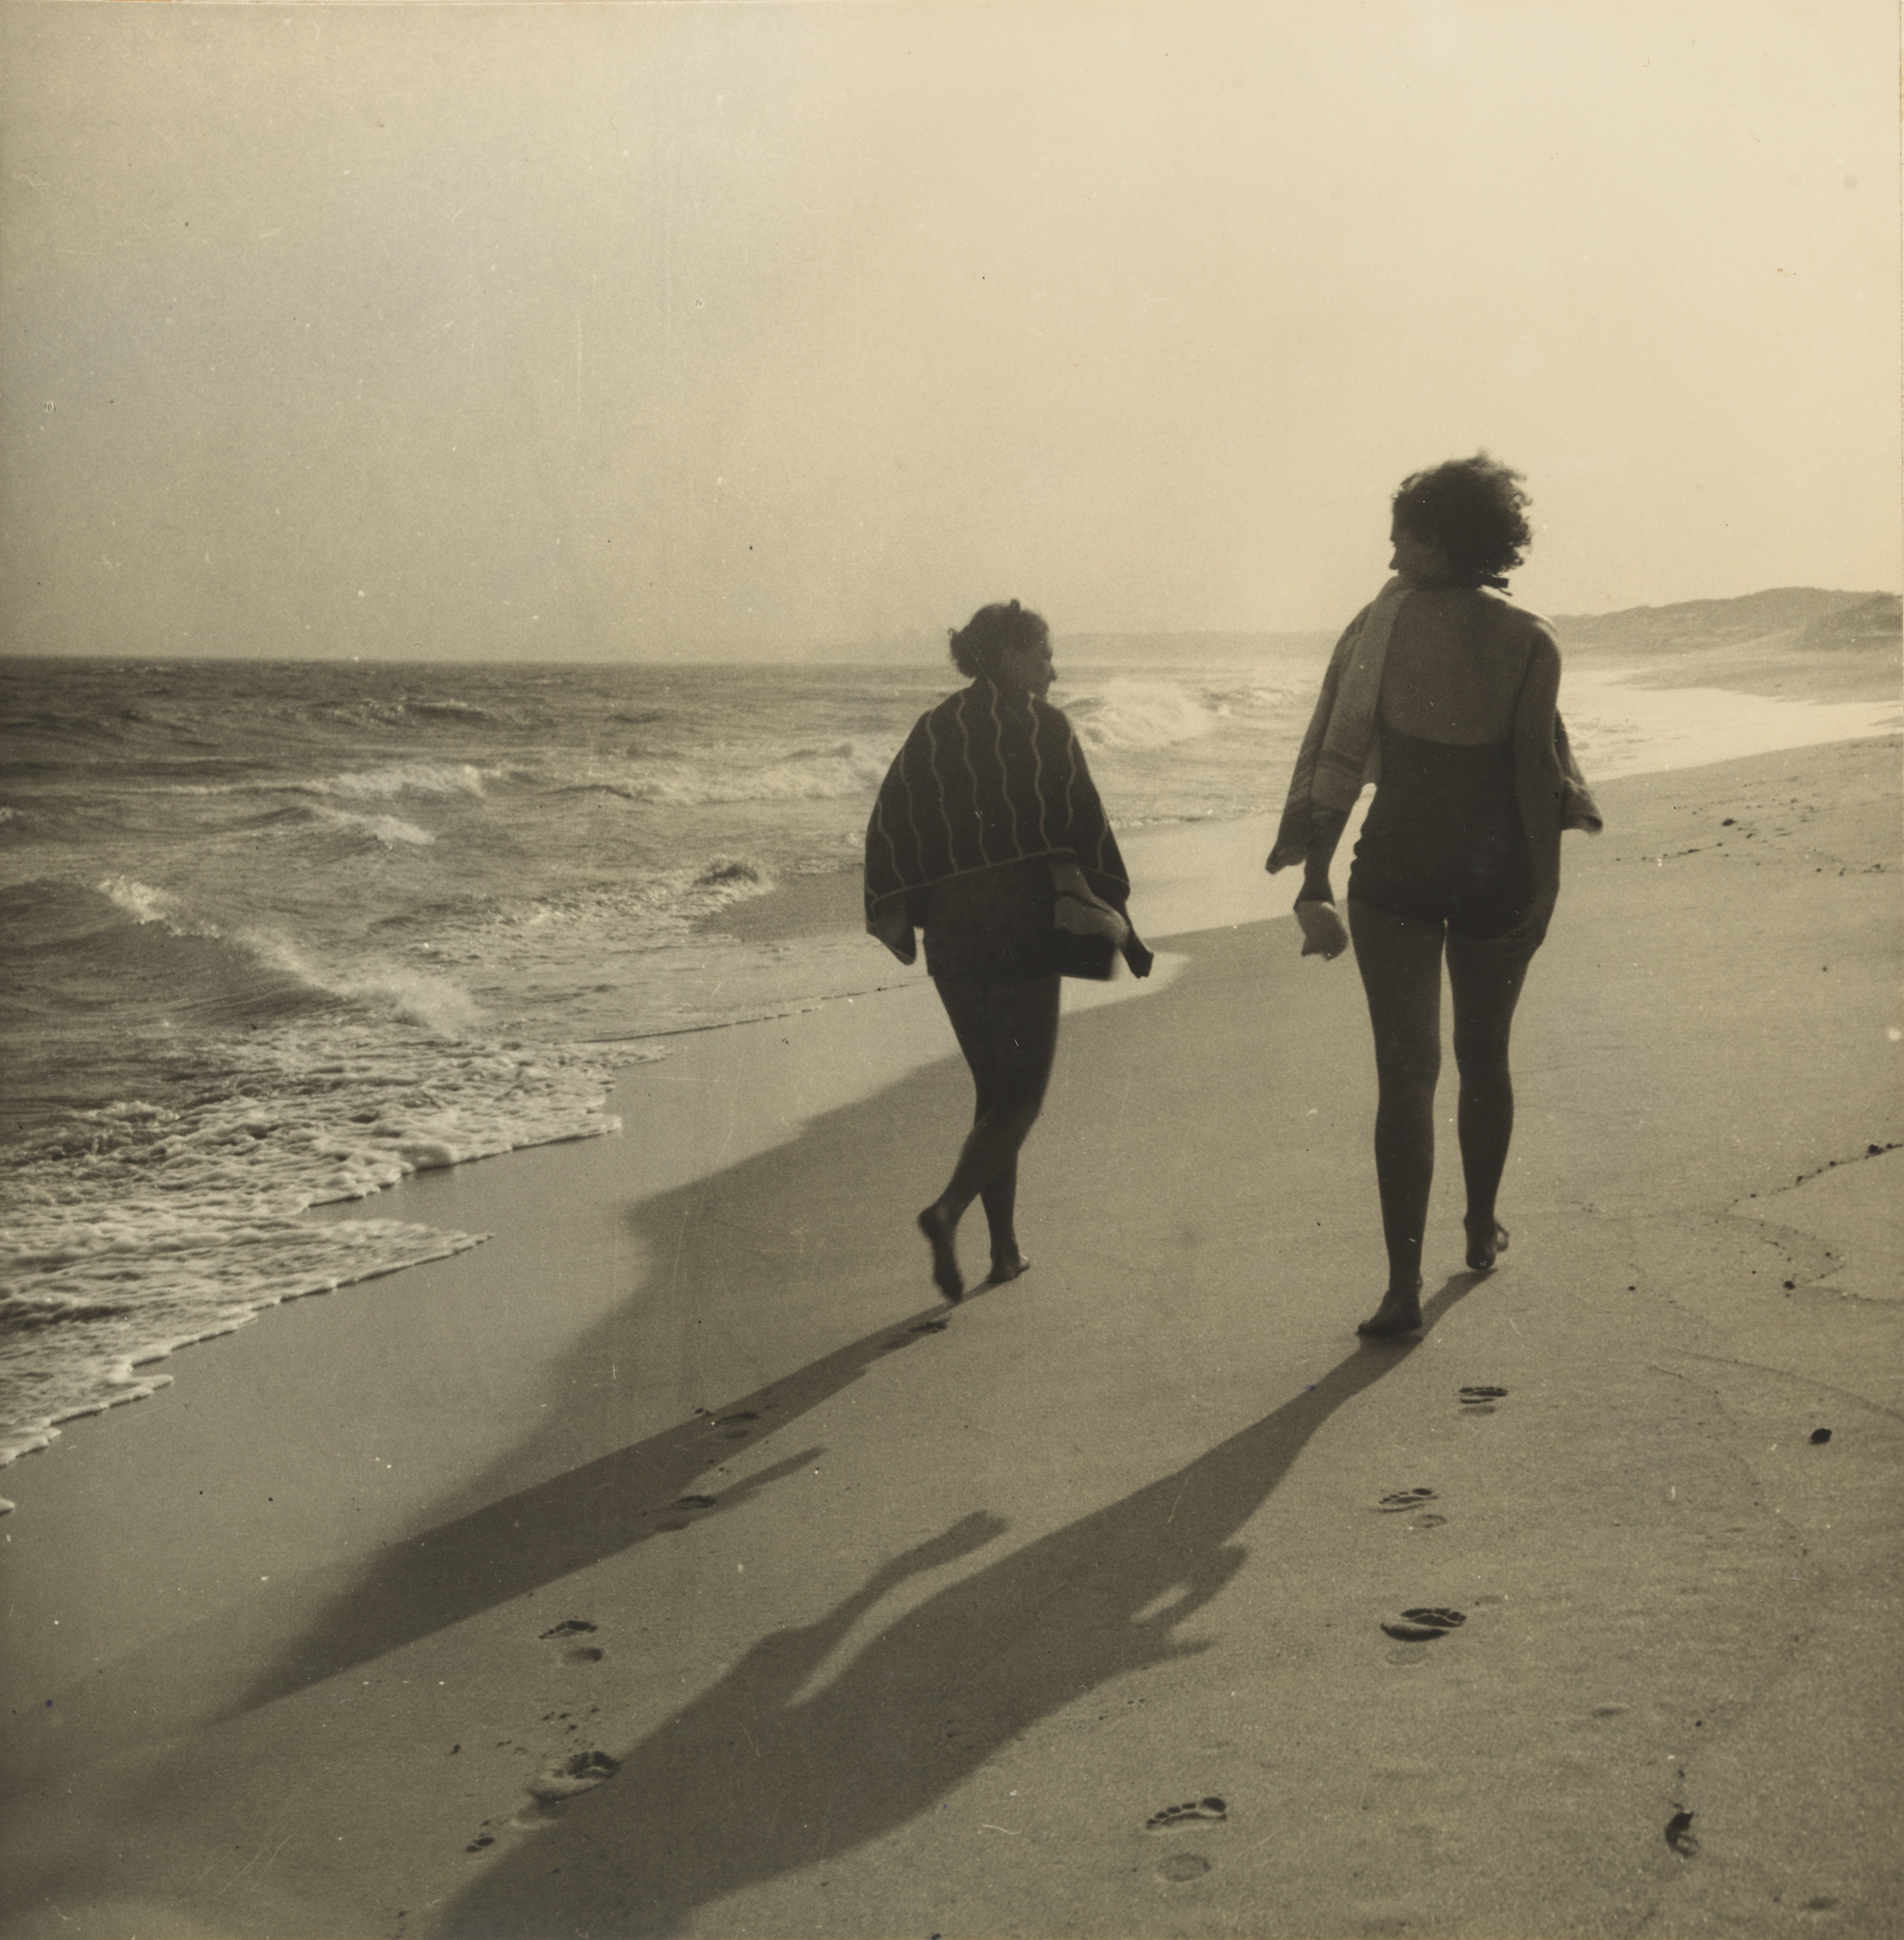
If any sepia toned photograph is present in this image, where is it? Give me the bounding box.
[1,2,1898,1935]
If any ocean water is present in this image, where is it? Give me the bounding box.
[0,650,1323,1484]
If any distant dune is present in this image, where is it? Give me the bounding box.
[1549,586,1898,656]
[1795,591,1904,653]
[1066,591,1899,672]
[1548,587,1900,704]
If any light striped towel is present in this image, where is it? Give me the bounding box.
[1267,580,1603,874]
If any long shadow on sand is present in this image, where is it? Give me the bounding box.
[438,1276,1474,1939]
[202,927,1363,1732]
[222,1301,972,1719]
[1,1304,973,1796]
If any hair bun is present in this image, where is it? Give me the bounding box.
[946,599,1048,681]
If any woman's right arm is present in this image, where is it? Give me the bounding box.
[1293,811,1353,957]
[1299,808,1351,906]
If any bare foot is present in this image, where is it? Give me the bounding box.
[1356,1285,1423,1338]
[986,1254,1030,1286]
[917,1204,963,1302]
[1464,1219,1510,1272]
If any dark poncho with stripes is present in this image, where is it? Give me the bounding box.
[863,680,1131,965]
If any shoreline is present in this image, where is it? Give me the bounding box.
[1,731,1897,1936]
[4,669,1898,1495]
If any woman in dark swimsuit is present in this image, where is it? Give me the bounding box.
[865,601,1151,1301]
[1282,456,1569,1338]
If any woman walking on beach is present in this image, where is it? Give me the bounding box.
[866,600,1151,1301]
[1268,456,1599,1338]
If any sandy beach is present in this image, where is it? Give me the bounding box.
[1,730,1898,1940]
[5,3,1896,1932]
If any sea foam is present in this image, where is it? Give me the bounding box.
[0,1020,636,1486]
[305,804,439,847]
[1068,678,1219,753]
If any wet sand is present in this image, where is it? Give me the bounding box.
[1,734,1898,1939]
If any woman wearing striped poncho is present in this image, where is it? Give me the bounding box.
[865,601,1151,1303]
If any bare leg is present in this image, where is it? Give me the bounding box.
[921,975,1061,1298]
[1347,900,1446,1335]
[977,1166,1029,1284]
[1447,931,1534,1270]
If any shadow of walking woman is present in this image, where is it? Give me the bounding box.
[443,1277,1471,1937]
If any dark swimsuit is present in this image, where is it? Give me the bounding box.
[920,857,1059,985]
[1347,722,1534,941]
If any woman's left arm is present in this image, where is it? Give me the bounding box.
[1512,626,1566,924]
[1047,704,1152,975]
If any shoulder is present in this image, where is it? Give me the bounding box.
[920,686,975,727]
[1496,601,1560,719]
[897,694,960,755]
[1338,598,1380,642]
[1476,587,1556,637]
[1475,590,1560,661]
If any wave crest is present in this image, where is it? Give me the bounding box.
[306,806,437,848]
[310,762,489,802]
[600,741,892,808]
[1068,679,1219,753]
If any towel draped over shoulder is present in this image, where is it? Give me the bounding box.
[1267,577,1603,875]
[864,681,1130,965]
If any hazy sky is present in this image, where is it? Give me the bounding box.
[3,0,1897,661]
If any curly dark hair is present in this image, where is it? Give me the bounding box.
[1391,453,1533,586]
[947,599,1048,681]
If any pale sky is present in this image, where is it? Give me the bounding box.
[3,0,1898,661]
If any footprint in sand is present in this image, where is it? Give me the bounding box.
[1377,1488,1437,1512]
[538,1616,605,1664]
[527,1748,621,1803]
[1458,1385,1508,1414]
[1146,1796,1228,1831]
[469,1739,623,1847]
[1380,1607,1467,1642]
[1157,1853,1212,1882]
[509,1750,623,1825]
[1377,1487,1447,1530]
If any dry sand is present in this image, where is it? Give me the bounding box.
[1,735,1898,1940]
